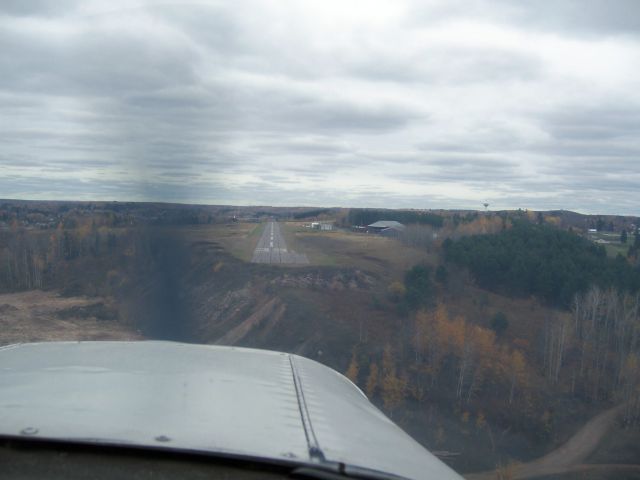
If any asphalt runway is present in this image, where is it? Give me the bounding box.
[251,221,309,265]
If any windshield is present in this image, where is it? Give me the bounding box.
[1,2,640,479]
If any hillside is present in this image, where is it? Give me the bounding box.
[1,202,639,476]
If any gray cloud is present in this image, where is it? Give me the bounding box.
[408,0,640,37]
[501,0,640,37]
[352,47,542,85]
[0,1,639,214]
[540,107,640,142]
[0,0,78,17]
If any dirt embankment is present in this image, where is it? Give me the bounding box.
[0,290,142,346]
[214,297,286,345]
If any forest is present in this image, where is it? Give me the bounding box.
[346,266,640,467]
[443,220,640,306]
[2,204,640,473]
[346,208,445,227]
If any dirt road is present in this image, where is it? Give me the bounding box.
[466,404,626,480]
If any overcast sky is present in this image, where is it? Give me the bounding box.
[1,1,639,214]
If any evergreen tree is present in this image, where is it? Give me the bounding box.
[404,265,434,310]
[490,312,509,338]
[444,220,640,306]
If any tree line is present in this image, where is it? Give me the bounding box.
[443,220,640,307]
[0,222,162,296]
[292,208,333,219]
[347,303,539,437]
[347,208,444,228]
[348,287,640,441]
[347,244,640,441]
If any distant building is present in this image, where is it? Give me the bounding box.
[367,220,406,236]
[320,223,333,231]
[380,228,403,238]
[309,222,333,231]
[588,228,597,233]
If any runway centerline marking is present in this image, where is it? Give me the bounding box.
[250,221,309,265]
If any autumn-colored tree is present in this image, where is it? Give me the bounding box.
[475,411,486,431]
[619,353,640,425]
[411,305,452,389]
[426,305,449,383]
[508,349,527,404]
[456,323,496,403]
[495,462,517,480]
[345,353,359,384]
[412,310,429,363]
[387,281,406,302]
[366,363,379,398]
[411,302,533,408]
[447,214,507,239]
[382,344,395,378]
[381,345,406,416]
[545,215,562,227]
[77,218,93,256]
